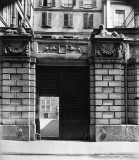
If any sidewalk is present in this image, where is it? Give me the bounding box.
[0,140,139,156]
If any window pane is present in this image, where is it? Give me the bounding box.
[115,10,125,27]
[64,14,68,26]
[43,0,48,6]
[83,14,88,28]
[89,14,93,27]
[84,0,92,8]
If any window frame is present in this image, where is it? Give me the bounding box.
[42,11,52,28]
[83,13,94,29]
[39,0,55,7]
[114,9,126,27]
[63,13,74,28]
[79,0,96,9]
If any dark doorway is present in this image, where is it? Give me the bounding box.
[36,66,89,140]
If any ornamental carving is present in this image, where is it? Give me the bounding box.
[95,43,123,58]
[4,41,29,56]
[42,43,82,54]
[43,44,59,53]
[67,44,82,53]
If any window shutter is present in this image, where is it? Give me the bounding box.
[79,0,84,7]
[48,12,52,26]
[83,13,88,28]
[73,0,76,6]
[69,13,73,27]
[39,0,43,6]
[43,0,48,6]
[64,13,69,27]
[42,12,47,27]
[51,0,55,6]
[92,0,96,7]
[88,13,93,28]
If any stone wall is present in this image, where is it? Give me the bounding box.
[89,39,139,142]
[0,57,36,141]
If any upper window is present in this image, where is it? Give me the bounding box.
[27,0,31,19]
[61,0,76,8]
[83,13,93,28]
[79,0,96,8]
[64,13,73,28]
[114,10,125,27]
[42,12,52,27]
[39,0,55,7]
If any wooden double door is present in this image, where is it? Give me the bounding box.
[36,66,89,140]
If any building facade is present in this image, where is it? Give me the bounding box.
[0,0,139,141]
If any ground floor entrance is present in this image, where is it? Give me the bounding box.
[36,66,90,140]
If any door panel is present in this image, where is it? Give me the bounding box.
[36,66,89,140]
[61,67,89,140]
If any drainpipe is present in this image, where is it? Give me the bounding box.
[124,62,128,124]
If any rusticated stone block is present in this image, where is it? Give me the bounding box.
[109,69,120,75]
[95,69,108,75]
[96,81,108,87]
[22,74,30,80]
[3,68,16,74]
[110,106,124,111]
[17,68,29,74]
[109,81,121,87]
[11,74,22,80]
[17,93,29,99]
[95,64,102,68]
[11,63,22,68]
[110,119,121,125]
[2,119,15,125]
[109,93,121,99]
[95,93,108,99]
[96,112,103,118]
[95,75,102,81]
[10,112,21,119]
[115,112,125,118]
[95,125,139,141]
[103,112,114,119]
[2,112,11,118]
[103,100,113,106]
[30,69,35,75]
[96,119,109,125]
[3,62,10,67]
[2,93,16,98]
[103,88,114,93]
[103,64,113,69]
[0,125,30,141]
[11,99,21,105]
[2,105,16,111]
[2,86,10,92]
[3,80,16,86]
[11,87,22,92]
[103,76,113,81]
[128,106,139,112]
[3,74,10,79]
[2,99,10,105]
[96,106,109,111]
[128,112,135,118]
